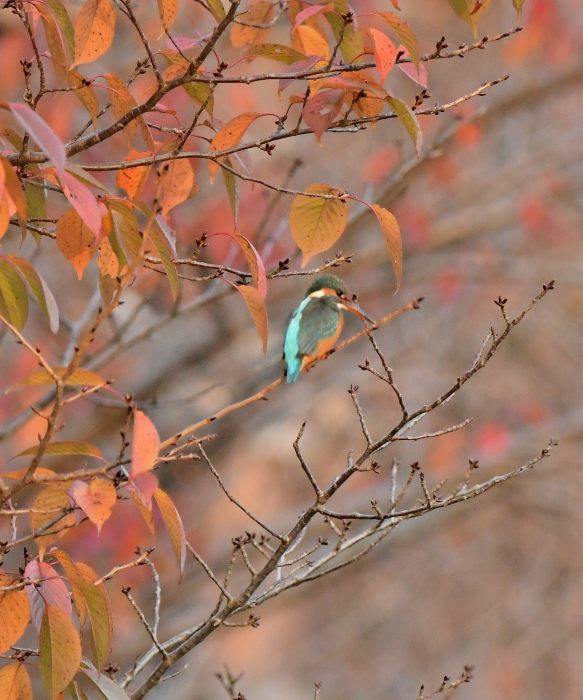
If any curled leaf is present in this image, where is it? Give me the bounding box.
[370,203,402,291]
[236,284,268,353]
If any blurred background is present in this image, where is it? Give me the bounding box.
[1,0,582,697]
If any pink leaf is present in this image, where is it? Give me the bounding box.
[25,560,72,632]
[293,3,334,31]
[302,89,344,141]
[130,409,160,477]
[278,56,320,93]
[8,102,66,174]
[396,45,428,87]
[209,232,266,299]
[127,472,159,510]
[59,171,103,239]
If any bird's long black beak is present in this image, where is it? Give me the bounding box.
[340,296,375,324]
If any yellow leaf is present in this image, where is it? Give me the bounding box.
[98,233,119,278]
[75,562,113,670]
[292,25,329,59]
[39,605,82,697]
[50,550,88,627]
[230,1,274,46]
[208,113,261,181]
[56,208,96,280]
[237,285,268,352]
[0,662,32,700]
[30,485,76,559]
[157,159,195,215]
[370,204,402,291]
[6,367,106,393]
[289,183,348,266]
[73,0,116,67]
[154,488,186,576]
[0,574,30,655]
[131,409,160,476]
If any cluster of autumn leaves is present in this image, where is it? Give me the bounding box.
[0,400,183,697]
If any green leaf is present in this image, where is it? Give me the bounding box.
[16,441,104,459]
[75,562,113,670]
[221,160,239,225]
[207,0,226,21]
[39,605,81,698]
[0,257,29,330]
[7,256,59,333]
[386,96,422,157]
[325,8,364,63]
[512,0,525,15]
[377,12,420,68]
[6,367,106,393]
[246,44,306,65]
[146,217,179,301]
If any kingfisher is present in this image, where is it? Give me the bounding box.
[283,274,374,383]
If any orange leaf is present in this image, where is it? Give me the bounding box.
[56,208,96,279]
[105,74,138,145]
[370,203,402,291]
[289,183,348,266]
[236,285,268,352]
[208,113,262,181]
[157,158,196,215]
[39,605,81,697]
[69,478,117,533]
[367,28,397,82]
[0,662,33,700]
[157,0,179,31]
[0,574,30,655]
[73,0,116,67]
[131,409,160,476]
[116,150,151,201]
[230,1,274,46]
[154,488,186,576]
[98,232,120,278]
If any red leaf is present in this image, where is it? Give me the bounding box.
[302,89,344,142]
[367,28,397,82]
[130,409,160,477]
[24,560,72,632]
[7,103,66,174]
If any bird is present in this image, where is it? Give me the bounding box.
[283,274,374,383]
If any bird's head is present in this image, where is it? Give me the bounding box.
[305,274,375,324]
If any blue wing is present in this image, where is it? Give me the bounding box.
[284,297,340,383]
